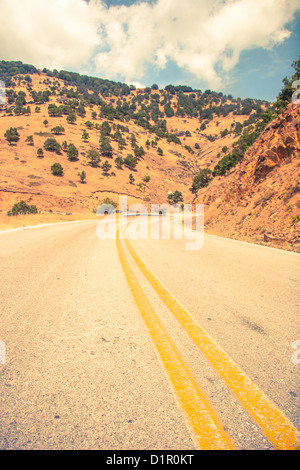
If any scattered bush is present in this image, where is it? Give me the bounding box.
[67,143,78,161]
[190,168,213,195]
[103,197,117,208]
[212,150,243,176]
[44,137,61,153]
[101,160,112,175]
[100,136,113,158]
[87,149,100,167]
[168,190,183,204]
[66,113,77,124]
[115,156,124,169]
[4,127,20,145]
[78,171,86,183]
[51,125,65,135]
[82,130,89,140]
[25,135,34,145]
[7,200,37,216]
[51,162,63,176]
[124,154,138,169]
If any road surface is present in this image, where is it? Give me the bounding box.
[0,216,299,450]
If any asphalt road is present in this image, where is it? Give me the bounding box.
[0,217,299,450]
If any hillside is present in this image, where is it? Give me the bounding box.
[195,103,300,252]
[0,61,270,212]
[0,60,299,251]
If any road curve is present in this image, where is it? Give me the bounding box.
[0,217,299,450]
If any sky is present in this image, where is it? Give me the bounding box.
[0,0,300,102]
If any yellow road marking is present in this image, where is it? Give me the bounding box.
[116,228,235,450]
[124,235,300,451]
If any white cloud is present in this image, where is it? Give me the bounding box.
[126,81,146,89]
[0,0,299,88]
[0,0,101,70]
[93,0,300,87]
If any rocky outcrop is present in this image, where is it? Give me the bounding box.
[251,104,300,180]
[197,103,300,252]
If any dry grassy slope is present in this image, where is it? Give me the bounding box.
[195,103,300,252]
[0,72,248,214]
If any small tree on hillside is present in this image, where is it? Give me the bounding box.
[67,143,79,161]
[77,105,86,117]
[78,170,86,183]
[7,200,37,216]
[124,154,137,169]
[62,140,68,152]
[82,130,89,141]
[100,120,111,136]
[25,135,34,146]
[87,149,100,167]
[51,125,65,135]
[190,168,213,196]
[44,137,61,153]
[115,156,124,169]
[51,162,63,176]
[67,112,77,124]
[276,56,300,112]
[168,190,183,204]
[4,127,20,145]
[102,160,112,175]
[100,135,113,158]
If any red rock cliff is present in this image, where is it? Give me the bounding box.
[197,103,300,251]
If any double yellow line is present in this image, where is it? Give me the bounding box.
[116,223,300,450]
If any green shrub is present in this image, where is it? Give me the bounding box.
[4,127,20,145]
[124,154,137,169]
[78,171,86,183]
[212,150,243,176]
[44,137,61,153]
[67,143,78,161]
[102,160,112,175]
[51,125,65,135]
[7,200,38,216]
[168,190,183,204]
[115,156,124,169]
[51,162,63,176]
[100,135,113,158]
[25,135,34,145]
[87,149,100,167]
[103,197,117,208]
[82,130,89,140]
[190,168,213,195]
[66,112,76,124]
